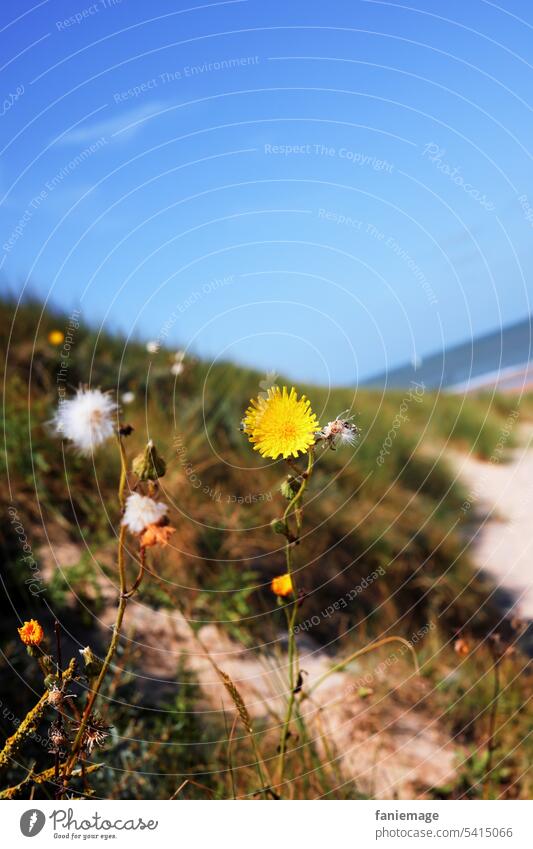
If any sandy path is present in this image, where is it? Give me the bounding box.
[454,425,533,621]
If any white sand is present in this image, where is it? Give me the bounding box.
[454,425,533,620]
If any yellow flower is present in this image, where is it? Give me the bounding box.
[271,573,294,597]
[47,330,64,346]
[242,386,318,459]
[18,619,44,646]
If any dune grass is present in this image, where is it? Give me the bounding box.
[1,294,531,799]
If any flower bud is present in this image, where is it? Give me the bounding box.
[40,654,56,675]
[270,518,289,537]
[79,645,103,679]
[132,440,166,481]
[280,476,299,500]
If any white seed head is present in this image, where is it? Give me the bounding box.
[122,493,168,534]
[320,416,360,448]
[52,388,117,455]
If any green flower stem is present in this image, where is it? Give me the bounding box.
[117,433,128,510]
[1,761,103,799]
[277,447,314,784]
[124,546,146,598]
[483,647,503,799]
[0,658,76,773]
[305,636,420,699]
[61,433,131,791]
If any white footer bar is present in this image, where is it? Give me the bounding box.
[3,800,532,848]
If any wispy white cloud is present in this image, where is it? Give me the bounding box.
[56,102,166,146]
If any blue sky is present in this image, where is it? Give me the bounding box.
[1,0,533,385]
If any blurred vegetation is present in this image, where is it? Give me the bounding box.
[1,293,531,799]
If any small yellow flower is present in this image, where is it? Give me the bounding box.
[242,386,318,460]
[47,330,64,346]
[18,619,44,646]
[271,573,294,597]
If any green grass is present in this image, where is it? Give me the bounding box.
[1,293,532,800]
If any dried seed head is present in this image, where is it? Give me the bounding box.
[73,713,112,754]
[48,721,69,753]
[47,686,64,709]
[318,414,360,449]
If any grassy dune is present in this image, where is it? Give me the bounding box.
[1,295,531,799]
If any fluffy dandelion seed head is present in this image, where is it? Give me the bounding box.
[242,386,318,460]
[146,340,160,354]
[18,619,44,646]
[52,388,117,455]
[271,573,294,597]
[122,493,168,535]
[170,361,184,376]
[319,414,360,448]
[121,391,135,405]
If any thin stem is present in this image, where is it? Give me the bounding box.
[183,622,272,797]
[306,636,420,698]
[483,649,503,799]
[117,433,128,510]
[53,620,64,788]
[277,448,314,784]
[0,659,76,771]
[60,433,130,791]
[54,620,63,674]
[61,542,128,788]
[124,547,146,598]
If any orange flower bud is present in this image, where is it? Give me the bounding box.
[454,637,470,657]
[271,573,294,597]
[18,619,44,646]
[47,330,64,346]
